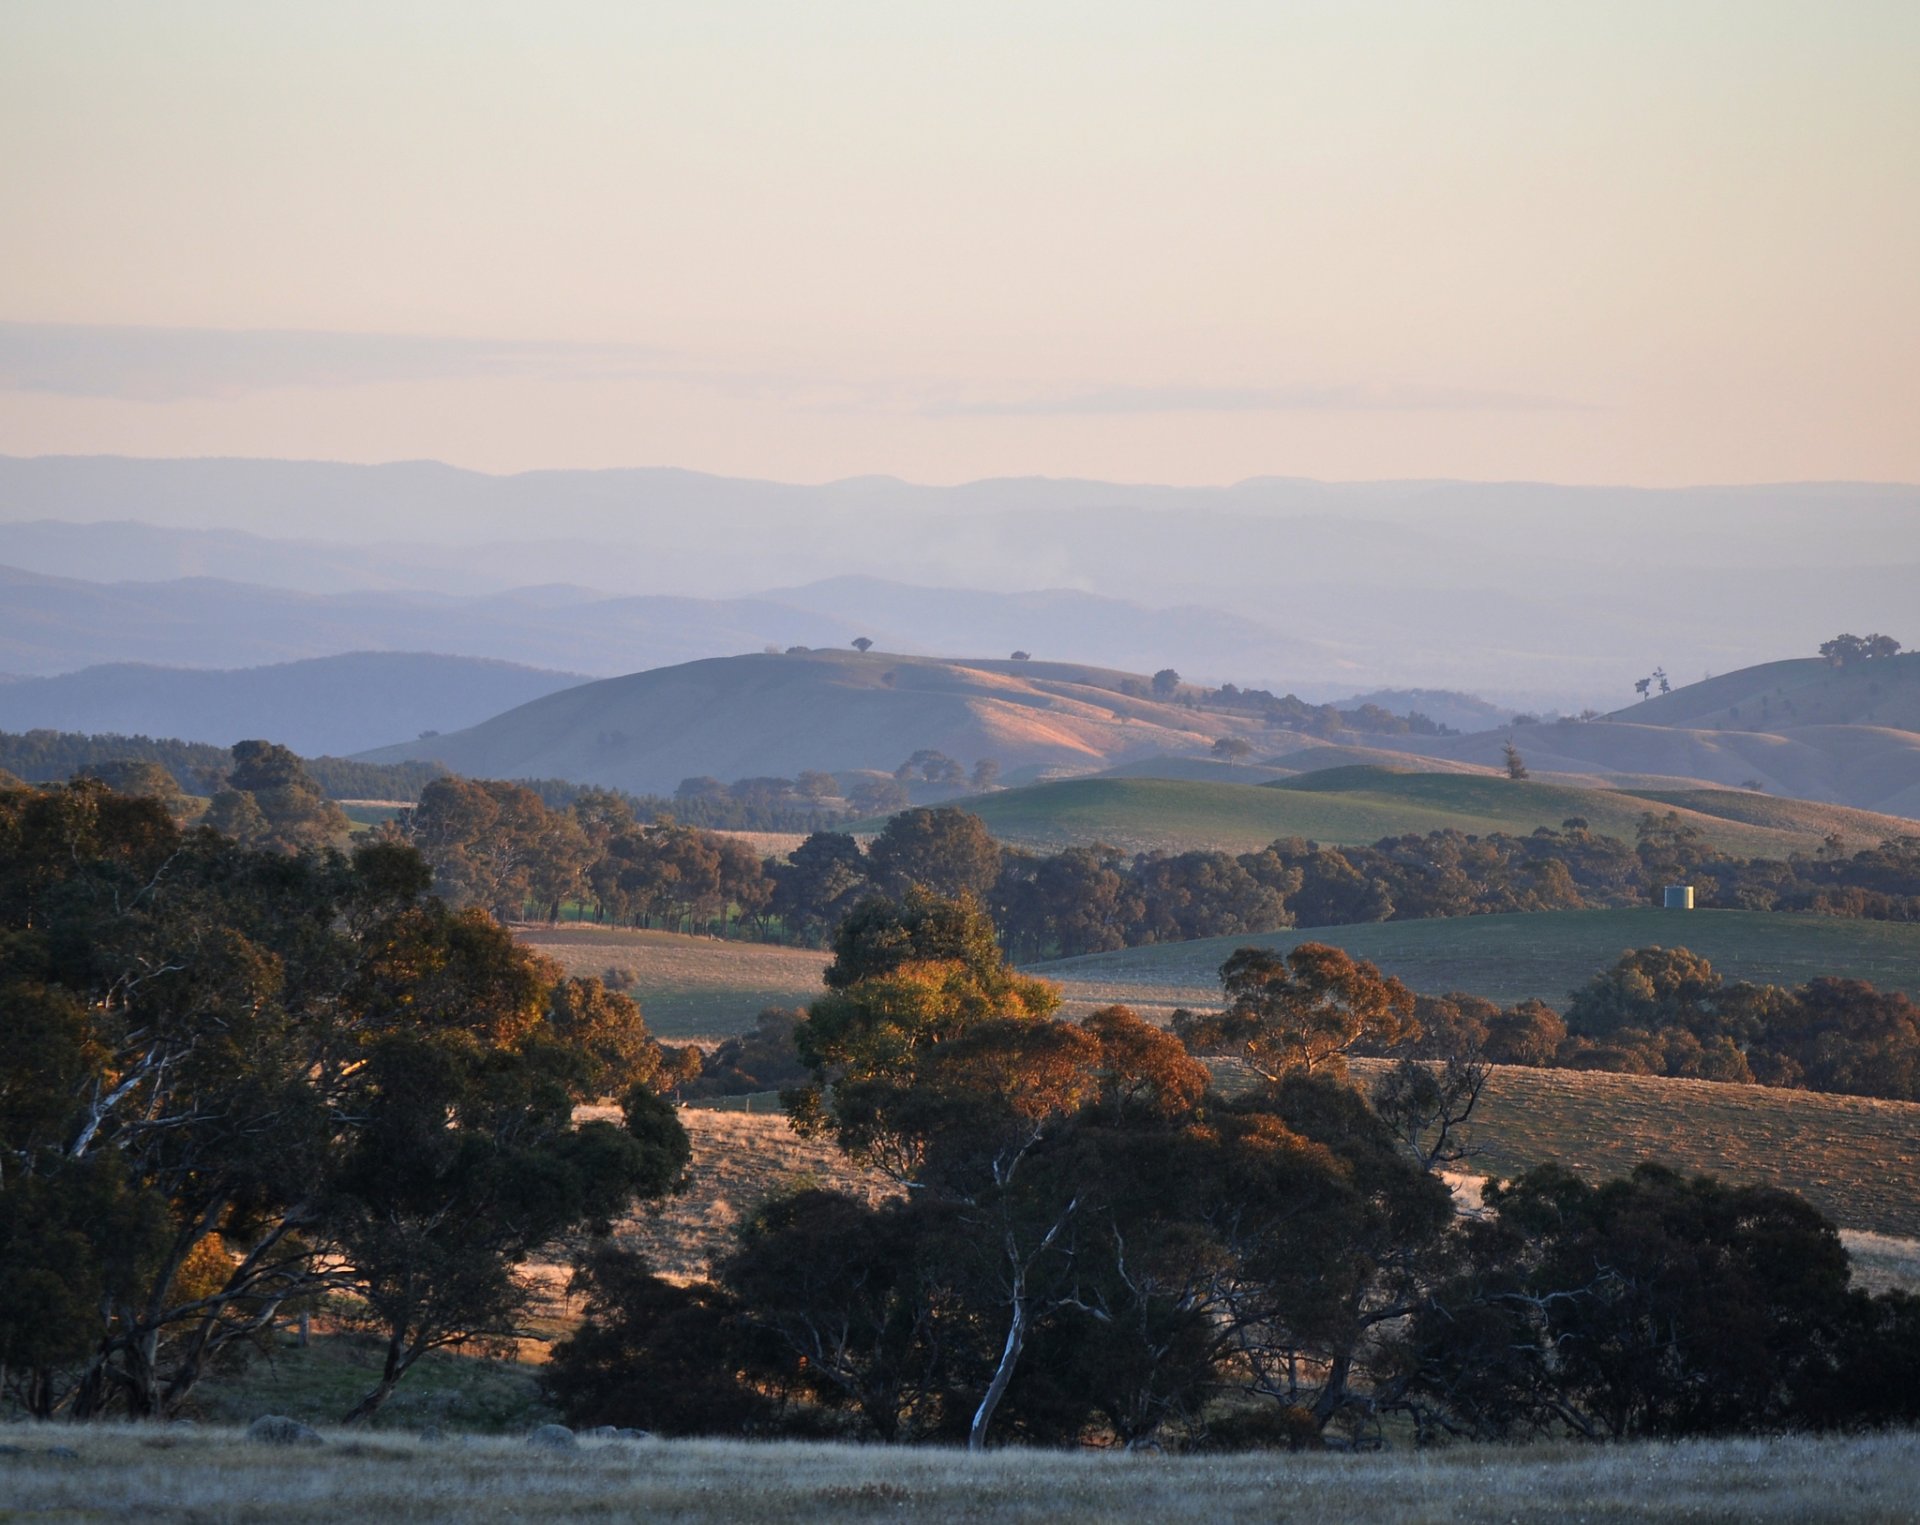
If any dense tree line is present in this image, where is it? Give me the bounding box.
[0,778,688,1422]
[388,788,1920,953]
[545,894,1920,1448]
[0,729,446,803]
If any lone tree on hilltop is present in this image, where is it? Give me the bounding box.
[1503,741,1529,780]
[1152,668,1181,698]
[851,637,874,653]
[1010,650,1030,662]
[1635,676,1652,699]
[1821,632,1902,667]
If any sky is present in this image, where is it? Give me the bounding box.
[2,1,1916,486]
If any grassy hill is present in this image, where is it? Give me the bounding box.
[943,769,1907,856]
[362,649,1292,797]
[1033,907,1920,1018]
[1617,653,1920,733]
[1326,656,1920,816]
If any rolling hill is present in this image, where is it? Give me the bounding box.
[360,649,1290,795]
[938,769,1915,857]
[0,652,589,757]
[1031,907,1920,1019]
[1336,657,1920,816]
[1617,654,1920,733]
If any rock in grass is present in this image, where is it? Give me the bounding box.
[246,1415,324,1447]
[526,1424,578,1451]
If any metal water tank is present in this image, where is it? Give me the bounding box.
[1663,884,1694,910]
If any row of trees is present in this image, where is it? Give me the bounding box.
[394,783,1920,950]
[0,780,689,1422]
[545,893,1920,1447]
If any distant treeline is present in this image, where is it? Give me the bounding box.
[0,729,446,802]
[387,781,1920,953]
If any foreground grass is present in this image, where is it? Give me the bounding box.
[1035,907,1920,1016]
[4,1425,1919,1523]
[516,925,829,1039]
[181,1334,552,1434]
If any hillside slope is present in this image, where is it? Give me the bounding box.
[1366,713,1920,816]
[361,650,1281,795]
[1615,654,1920,733]
[0,652,588,757]
[944,769,1911,856]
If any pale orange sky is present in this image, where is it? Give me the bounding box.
[2,1,1916,485]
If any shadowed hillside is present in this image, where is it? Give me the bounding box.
[0,652,588,757]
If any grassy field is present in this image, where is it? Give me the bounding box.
[516,925,829,1039]
[1342,1058,1920,1240]
[5,1425,1919,1522]
[672,1066,1920,1246]
[944,770,1905,857]
[1033,907,1920,1018]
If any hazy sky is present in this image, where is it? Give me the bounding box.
[3,1,1916,485]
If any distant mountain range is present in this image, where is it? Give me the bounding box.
[0,562,1339,692]
[4,456,1918,705]
[0,652,589,758]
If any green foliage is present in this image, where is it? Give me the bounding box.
[0,779,687,1424]
[1177,943,1417,1081]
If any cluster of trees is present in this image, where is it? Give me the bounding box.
[1200,685,1448,737]
[1333,950,1920,1102]
[546,894,1920,1447]
[0,779,689,1422]
[0,729,444,803]
[1820,633,1903,667]
[1541,947,1920,1099]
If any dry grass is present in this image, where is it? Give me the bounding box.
[708,829,811,862]
[4,1425,1920,1522]
[516,925,829,1039]
[605,1108,895,1283]
[1343,1058,1920,1240]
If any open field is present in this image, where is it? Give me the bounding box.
[4,1425,1920,1523]
[941,770,1909,857]
[1034,908,1920,1018]
[674,1070,1920,1248]
[516,925,829,1039]
[1342,1058,1920,1240]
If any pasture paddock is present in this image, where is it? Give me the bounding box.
[516,924,829,1039]
[1036,907,1920,1016]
